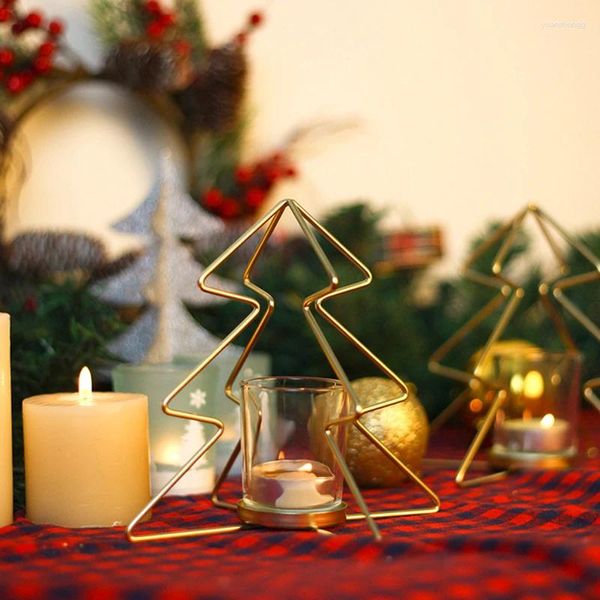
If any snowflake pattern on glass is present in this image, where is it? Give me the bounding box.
[189,388,207,409]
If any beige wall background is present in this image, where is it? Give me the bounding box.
[5,0,600,272]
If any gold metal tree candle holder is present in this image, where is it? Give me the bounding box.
[126,198,440,543]
[428,204,599,487]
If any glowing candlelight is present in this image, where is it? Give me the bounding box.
[249,459,336,509]
[78,366,93,404]
[496,413,570,454]
[523,370,544,398]
[540,413,555,427]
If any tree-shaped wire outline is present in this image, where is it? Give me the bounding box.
[127,198,440,543]
[549,209,600,413]
[428,204,597,486]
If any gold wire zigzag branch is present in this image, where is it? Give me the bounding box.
[428,204,600,487]
[127,198,440,543]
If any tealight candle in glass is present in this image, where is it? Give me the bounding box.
[238,377,351,529]
[489,350,582,469]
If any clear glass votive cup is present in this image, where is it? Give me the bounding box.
[489,350,582,469]
[239,377,351,522]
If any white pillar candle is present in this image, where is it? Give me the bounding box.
[23,368,151,527]
[497,414,571,454]
[250,459,336,509]
[0,314,12,527]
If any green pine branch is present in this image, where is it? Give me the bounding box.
[89,0,145,50]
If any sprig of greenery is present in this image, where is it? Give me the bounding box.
[175,0,207,62]
[89,0,145,49]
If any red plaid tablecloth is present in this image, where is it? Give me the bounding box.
[1,411,598,600]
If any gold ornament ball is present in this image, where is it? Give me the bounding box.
[346,377,429,488]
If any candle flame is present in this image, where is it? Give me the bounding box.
[541,413,555,428]
[277,451,285,460]
[78,366,93,402]
[299,462,313,473]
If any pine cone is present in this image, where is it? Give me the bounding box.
[90,249,142,282]
[106,40,193,92]
[174,43,247,132]
[6,231,108,278]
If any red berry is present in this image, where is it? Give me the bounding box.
[34,56,52,73]
[38,41,56,57]
[235,32,247,46]
[0,48,14,67]
[249,12,263,27]
[145,0,161,14]
[234,166,253,184]
[284,166,297,178]
[264,166,281,184]
[25,11,43,28]
[246,187,266,209]
[173,40,191,56]
[11,21,24,35]
[0,7,10,21]
[48,20,64,36]
[146,20,164,39]
[159,13,175,28]
[220,198,241,219]
[6,73,24,94]
[203,188,223,208]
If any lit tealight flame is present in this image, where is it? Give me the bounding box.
[541,413,555,428]
[299,463,314,473]
[78,366,93,403]
[277,451,285,460]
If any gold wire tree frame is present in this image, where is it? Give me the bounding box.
[127,198,440,543]
[428,204,600,487]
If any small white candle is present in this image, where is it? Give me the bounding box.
[23,367,151,527]
[0,314,12,527]
[498,414,571,454]
[250,459,336,509]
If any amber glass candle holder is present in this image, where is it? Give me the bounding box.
[238,377,351,529]
[488,350,582,469]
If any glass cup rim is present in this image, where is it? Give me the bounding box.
[241,375,344,393]
[489,348,583,363]
[112,362,192,375]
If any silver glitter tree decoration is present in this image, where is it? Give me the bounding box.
[94,151,229,362]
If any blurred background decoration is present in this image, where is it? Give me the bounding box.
[191,202,600,419]
[0,0,301,222]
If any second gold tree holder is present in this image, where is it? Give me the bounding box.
[127,198,440,543]
[428,204,599,487]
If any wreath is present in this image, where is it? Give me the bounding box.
[0,0,299,222]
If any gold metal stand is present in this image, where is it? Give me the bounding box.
[428,204,600,486]
[127,198,440,544]
[237,500,348,530]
